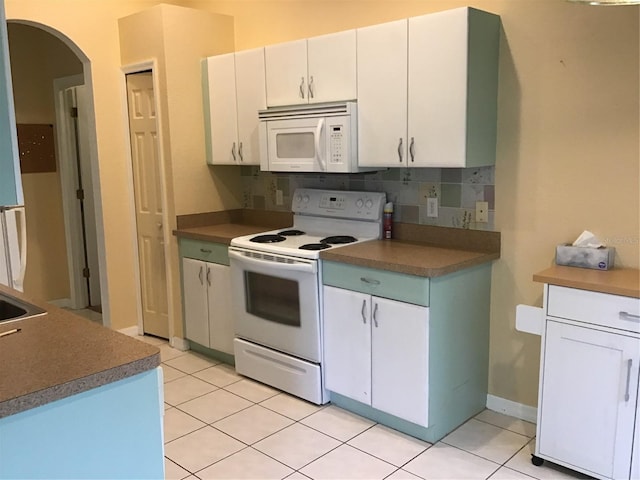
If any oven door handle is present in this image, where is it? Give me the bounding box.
[228,249,317,274]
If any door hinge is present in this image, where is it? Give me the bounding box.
[70,107,78,118]
[76,188,84,200]
[82,267,90,278]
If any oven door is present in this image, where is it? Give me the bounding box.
[228,247,321,363]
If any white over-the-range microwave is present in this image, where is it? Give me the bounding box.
[258,101,378,173]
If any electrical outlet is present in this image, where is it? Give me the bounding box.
[426,197,438,218]
[475,201,489,223]
[276,189,284,206]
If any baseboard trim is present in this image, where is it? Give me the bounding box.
[486,394,537,424]
[171,336,190,351]
[117,326,140,337]
[49,298,71,308]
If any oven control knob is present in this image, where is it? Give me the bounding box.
[303,195,310,203]
[365,199,374,209]
[356,199,364,208]
[295,194,302,203]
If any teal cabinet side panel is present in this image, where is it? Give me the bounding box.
[0,1,22,206]
[0,369,164,479]
[427,263,492,440]
[322,261,429,306]
[202,58,213,165]
[179,237,229,264]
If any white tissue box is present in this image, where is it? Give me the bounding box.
[555,244,615,270]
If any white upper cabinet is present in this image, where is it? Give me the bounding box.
[307,30,357,104]
[357,19,408,167]
[265,30,356,107]
[358,7,500,168]
[0,1,22,206]
[204,47,266,165]
[235,49,267,165]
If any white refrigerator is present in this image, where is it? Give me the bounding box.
[0,206,26,291]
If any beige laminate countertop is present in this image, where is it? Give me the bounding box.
[173,216,501,278]
[0,286,160,419]
[533,265,640,298]
[320,239,500,277]
[173,223,274,244]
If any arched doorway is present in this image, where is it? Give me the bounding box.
[6,21,106,324]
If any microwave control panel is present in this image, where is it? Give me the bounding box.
[329,125,346,165]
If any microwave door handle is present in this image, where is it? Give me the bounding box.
[228,249,317,274]
[315,118,326,171]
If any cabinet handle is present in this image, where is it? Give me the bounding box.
[200,248,212,254]
[308,75,314,99]
[238,141,244,162]
[373,302,379,327]
[625,359,632,402]
[620,311,640,322]
[360,277,380,286]
[231,142,237,162]
[409,137,415,163]
[299,77,305,99]
[361,299,367,324]
[198,265,203,285]
[397,138,403,163]
[206,266,211,286]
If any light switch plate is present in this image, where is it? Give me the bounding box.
[426,197,438,218]
[476,201,489,223]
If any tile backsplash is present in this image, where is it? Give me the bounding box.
[240,166,495,231]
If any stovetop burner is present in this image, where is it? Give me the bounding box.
[299,243,332,251]
[320,235,358,245]
[278,229,306,236]
[250,234,286,243]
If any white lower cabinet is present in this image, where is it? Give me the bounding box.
[536,285,640,480]
[323,285,429,426]
[182,256,234,355]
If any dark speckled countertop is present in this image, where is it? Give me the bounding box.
[0,285,160,419]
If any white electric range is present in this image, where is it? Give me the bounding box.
[228,188,387,404]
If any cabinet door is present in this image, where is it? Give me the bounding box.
[323,286,371,404]
[0,1,22,206]
[307,30,356,104]
[408,10,467,167]
[632,400,640,480]
[356,20,408,167]
[206,54,239,165]
[235,48,266,166]
[265,39,308,106]
[182,258,210,347]
[206,262,234,355]
[538,320,639,479]
[371,297,429,426]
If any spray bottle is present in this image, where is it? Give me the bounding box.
[383,202,393,239]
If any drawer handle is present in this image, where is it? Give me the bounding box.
[360,277,380,286]
[625,359,632,402]
[200,248,212,254]
[373,302,379,328]
[619,311,640,322]
[361,299,367,324]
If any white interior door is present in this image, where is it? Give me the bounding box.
[126,71,169,339]
[74,85,101,306]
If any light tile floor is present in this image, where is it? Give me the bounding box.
[133,336,590,480]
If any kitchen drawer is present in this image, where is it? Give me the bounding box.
[547,285,640,333]
[323,261,429,306]
[179,238,229,265]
